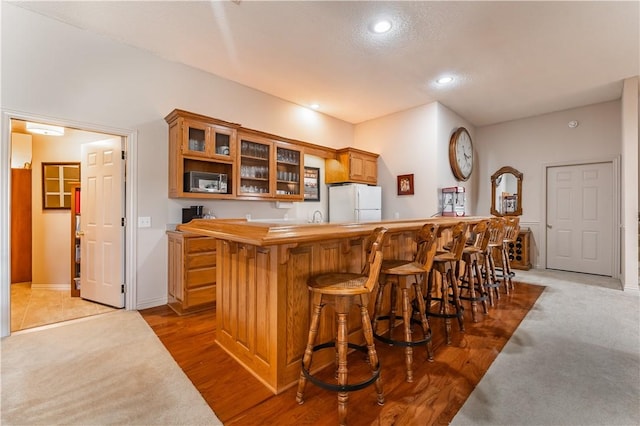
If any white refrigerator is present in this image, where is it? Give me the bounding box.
[329,184,382,223]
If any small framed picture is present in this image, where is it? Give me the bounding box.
[397,174,414,196]
[303,167,320,202]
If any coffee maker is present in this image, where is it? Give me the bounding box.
[182,205,204,223]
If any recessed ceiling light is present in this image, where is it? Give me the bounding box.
[26,122,65,136]
[310,103,320,110]
[568,120,579,128]
[436,76,454,85]
[372,20,392,34]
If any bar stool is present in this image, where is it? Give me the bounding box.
[484,217,506,306]
[296,227,388,426]
[499,216,520,293]
[457,220,491,322]
[425,222,468,345]
[371,223,439,383]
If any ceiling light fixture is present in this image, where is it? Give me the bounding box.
[372,20,392,34]
[436,76,454,85]
[26,122,65,136]
[310,103,320,110]
[568,120,579,128]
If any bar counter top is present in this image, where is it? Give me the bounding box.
[177,216,483,246]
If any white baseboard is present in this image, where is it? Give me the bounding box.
[31,283,69,291]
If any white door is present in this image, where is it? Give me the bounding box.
[80,138,125,307]
[546,162,613,276]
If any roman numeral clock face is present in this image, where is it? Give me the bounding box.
[449,127,473,181]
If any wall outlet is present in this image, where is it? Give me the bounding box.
[138,216,151,228]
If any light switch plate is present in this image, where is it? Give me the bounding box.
[138,216,151,228]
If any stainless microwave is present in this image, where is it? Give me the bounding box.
[184,171,228,193]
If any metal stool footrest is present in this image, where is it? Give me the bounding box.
[424,297,464,319]
[373,316,432,347]
[301,341,381,393]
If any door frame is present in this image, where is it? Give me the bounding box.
[541,157,620,278]
[1,110,138,337]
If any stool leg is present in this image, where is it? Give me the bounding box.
[372,277,387,336]
[336,308,349,426]
[389,281,398,340]
[400,284,414,382]
[465,258,479,322]
[412,277,434,361]
[449,264,465,332]
[489,248,501,302]
[359,295,384,406]
[439,268,452,345]
[501,245,511,295]
[296,292,323,404]
[474,255,489,315]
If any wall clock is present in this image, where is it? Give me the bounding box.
[449,127,473,181]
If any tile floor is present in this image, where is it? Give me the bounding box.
[10,282,117,332]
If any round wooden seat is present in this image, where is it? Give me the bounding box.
[425,222,468,345]
[296,227,388,426]
[372,223,439,383]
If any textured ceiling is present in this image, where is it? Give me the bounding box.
[12,1,639,126]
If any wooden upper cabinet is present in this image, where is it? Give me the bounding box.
[165,109,239,199]
[237,130,304,201]
[325,148,379,185]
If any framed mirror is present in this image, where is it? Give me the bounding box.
[491,166,522,216]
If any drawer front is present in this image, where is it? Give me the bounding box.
[186,237,216,253]
[187,252,216,269]
[185,285,216,308]
[187,267,216,288]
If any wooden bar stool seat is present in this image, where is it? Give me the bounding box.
[372,223,439,383]
[296,227,388,426]
[458,219,491,322]
[425,222,468,345]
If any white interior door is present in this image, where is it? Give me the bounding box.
[546,162,613,276]
[80,138,124,307]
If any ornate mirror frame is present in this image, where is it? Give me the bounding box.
[491,166,523,216]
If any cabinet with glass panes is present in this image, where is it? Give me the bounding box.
[275,143,303,200]
[237,130,304,201]
[165,109,238,199]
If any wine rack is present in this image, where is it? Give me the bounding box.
[508,228,531,270]
[492,227,531,270]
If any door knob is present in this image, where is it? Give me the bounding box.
[77,231,85,236]
[546,224,552,229]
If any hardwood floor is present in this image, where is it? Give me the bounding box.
[140,282,544,425]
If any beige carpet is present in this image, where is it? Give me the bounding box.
[1,310,222,425]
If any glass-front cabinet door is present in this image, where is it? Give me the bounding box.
[238,135,272,197]
[181,119,234,161]
[275,145,302,199]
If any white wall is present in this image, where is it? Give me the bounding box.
[435,103,478,215]
[475,100,622,269]
[10,133,31,168]
[30,135,80,286]
[1,4,354,310]
[354,102,476,220]
[621,76,639,291]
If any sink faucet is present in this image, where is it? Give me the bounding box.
[312,210,323,223]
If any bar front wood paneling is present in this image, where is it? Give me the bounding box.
[177,217,483,394]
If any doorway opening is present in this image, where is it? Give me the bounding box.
[2,112,137,336]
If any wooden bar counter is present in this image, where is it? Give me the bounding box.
[177,217,482,394]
